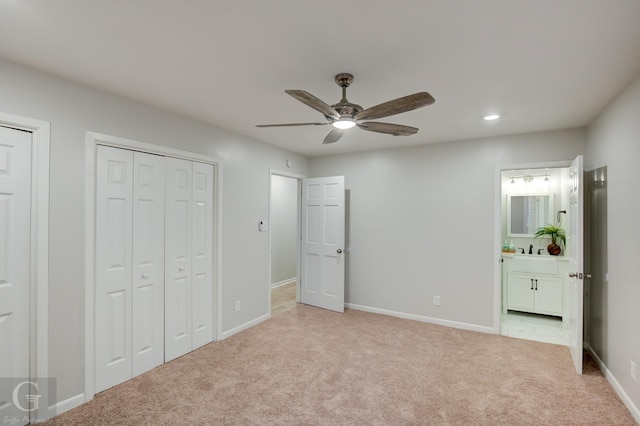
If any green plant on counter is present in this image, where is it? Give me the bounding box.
[533,224,566,247]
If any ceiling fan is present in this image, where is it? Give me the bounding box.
[256,73,435,144]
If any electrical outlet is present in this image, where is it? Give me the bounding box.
[631,361,636,382]
[235,301,241,313]
[433,296,440,306]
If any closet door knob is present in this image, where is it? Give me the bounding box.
[179,266,185,272]
[142,273,149,279]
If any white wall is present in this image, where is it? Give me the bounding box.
[0,59,309,403]
[586,71,640,410]
[309,128,585,328]
[270,175,298,285]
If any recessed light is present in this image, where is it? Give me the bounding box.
[484,114,500,121]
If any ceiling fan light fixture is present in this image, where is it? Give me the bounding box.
[332,118,356,130]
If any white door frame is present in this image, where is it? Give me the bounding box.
[0,112,50,422]
[268,169,305,313]
[493,160,572,333]
[84,132,223,401]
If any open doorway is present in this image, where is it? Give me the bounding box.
[269,170,303,316]
[498,163,572,346]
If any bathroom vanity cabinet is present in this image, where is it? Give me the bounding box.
[507,273,562,315]
[502,254,567,317]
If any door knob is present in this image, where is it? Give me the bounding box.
[179,266,185,272]
[568,272,592,279]
[336,248,343,254]
[142,273,149,279]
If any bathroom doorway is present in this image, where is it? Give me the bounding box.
[498,163,571,346]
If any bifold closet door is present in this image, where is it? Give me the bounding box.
[164,158,193,361]
[191,161,214,349]
[165,158,214,361]
[96,146,165,392]
[131,152,165,377]
[96,146,133,392]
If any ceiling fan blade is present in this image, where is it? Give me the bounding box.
[323,128,344,144]
[285,90,341,120]
[255,122,329,127]
[357,122,419,136]
[355,92,435,121]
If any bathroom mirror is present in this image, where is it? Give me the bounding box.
[507,194,552,237]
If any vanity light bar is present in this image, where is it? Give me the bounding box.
[510,174,550,183]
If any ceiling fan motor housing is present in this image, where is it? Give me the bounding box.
[330,102,363,120]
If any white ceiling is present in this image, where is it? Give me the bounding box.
[2,1,640,157]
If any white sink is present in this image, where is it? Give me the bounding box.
[510,255,559,274]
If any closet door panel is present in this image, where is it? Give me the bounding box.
[132,152,165,376]
[192,162,214,349]
[165,157,193,362]
[96,146,133,392]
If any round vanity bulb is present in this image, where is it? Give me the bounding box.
[332,119,356,130]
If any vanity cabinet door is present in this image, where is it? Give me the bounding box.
[507,273,535,311]
[534,276,563,315]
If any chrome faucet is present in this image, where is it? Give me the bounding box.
[529,244,533,255]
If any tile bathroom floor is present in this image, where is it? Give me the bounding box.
[501,311,569,346]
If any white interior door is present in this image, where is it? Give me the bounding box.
[0,126,31,424]
[132,152,165,376]
[95,146,133,392]
[301,176,345,313]
[191,162,214,349]
[164,157,193,361]
[568,155,584,374]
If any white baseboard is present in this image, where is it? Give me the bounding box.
[345,303,496,335]
[48,392,85,419]
[586,344,640,423]
[271,277,296,289]
[221,313,270,340]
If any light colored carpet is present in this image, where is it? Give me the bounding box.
[46,305,635,425]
